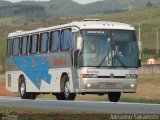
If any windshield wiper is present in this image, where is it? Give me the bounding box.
[115,56,127,68]
[97,54,108,68]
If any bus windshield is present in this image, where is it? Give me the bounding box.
[77,30,138,68]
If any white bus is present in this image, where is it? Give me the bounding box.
[6,19,140,102]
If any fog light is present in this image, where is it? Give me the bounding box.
[131,84,134,88]
[87,84,91,87]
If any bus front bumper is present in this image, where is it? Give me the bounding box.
[79,78,137,93]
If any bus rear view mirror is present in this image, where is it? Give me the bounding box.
[77,36,83,50]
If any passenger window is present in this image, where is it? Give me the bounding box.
[12,37,20,56]
[61,29,71,50]
[7,39,12,57]
[30,34,39,54]
[50,31,60,52]
[21,36,28,55]
[40,33,49,53]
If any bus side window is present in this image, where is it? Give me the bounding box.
[30,34,39,54]
[40,32,49,53]
[21,36,28,55]
[50,31,60,52]
[7,38,12,57]
[12,37,20,56]
[61,29,71,50]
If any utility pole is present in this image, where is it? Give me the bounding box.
[138,22,142,59]
[138,23,141,41]
[157,28,159,54]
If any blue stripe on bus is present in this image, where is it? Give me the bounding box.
[12,56,51,90]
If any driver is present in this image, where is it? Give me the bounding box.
[113,44,123,57]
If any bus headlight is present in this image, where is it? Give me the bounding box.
[131,84,135,88]
[126,74,137,79]
[87,84,91,87]
[81,74,98,78]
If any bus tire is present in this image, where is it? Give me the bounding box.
[29,93,37,100]
[19,78,30,99]
[108,92,121,102]
[63,79,76,100]
[56,75,76,100]
[19,77,36,99]
[55,93,65,100]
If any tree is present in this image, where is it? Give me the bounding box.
[146,1,153,7]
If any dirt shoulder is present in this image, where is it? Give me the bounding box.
[0,74,17,96]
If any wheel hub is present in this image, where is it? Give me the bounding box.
[20,82,25,95]
[64,81,70,97]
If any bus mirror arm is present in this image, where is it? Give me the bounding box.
[138,59,141,67]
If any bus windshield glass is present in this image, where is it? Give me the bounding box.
[77,30,138,68]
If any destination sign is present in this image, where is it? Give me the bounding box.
[86,31,105,34]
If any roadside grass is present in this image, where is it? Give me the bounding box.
[0,107,112,120]
[91,8,160,23]
[121,75,160,103]
[0,17,13,26]
[121,97,160,104]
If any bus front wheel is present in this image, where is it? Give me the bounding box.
[63,79,76,100]
[56,76,76,100]
[19,77,36,99]
[108,92,121,102]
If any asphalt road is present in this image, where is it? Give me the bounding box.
[0,96,159,114]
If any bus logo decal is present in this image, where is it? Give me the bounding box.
[53,56,66,65]
[12,56,51,90]
[110,73,114,78]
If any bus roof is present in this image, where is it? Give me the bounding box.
[8,20,135,38]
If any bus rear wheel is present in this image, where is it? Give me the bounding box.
[108,92,121,102]
[19,77,36,99]
[56,76,76,100]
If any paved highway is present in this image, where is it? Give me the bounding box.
[0,96,159,114]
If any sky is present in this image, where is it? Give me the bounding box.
[7,0,101,4]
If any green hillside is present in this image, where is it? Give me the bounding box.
[0,4,46,19]
[26,0,160,16]
[0,0,12,7]
[0,0,160,17]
